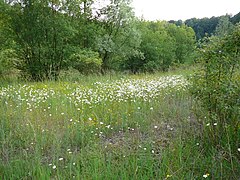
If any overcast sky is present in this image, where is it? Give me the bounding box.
[132,0,240,21]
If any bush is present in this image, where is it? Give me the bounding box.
[69,49,102,75]
[0,49,19,78]
[143,61,159,73]
[191,25,240,150]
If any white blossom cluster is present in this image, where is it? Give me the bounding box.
[68,75,188,106]
[0,75,188,109]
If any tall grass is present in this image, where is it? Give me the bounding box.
[0,70,239,179]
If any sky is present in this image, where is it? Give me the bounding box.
[132,0,240,21]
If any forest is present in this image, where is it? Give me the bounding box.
[0,0,201,80]
[1,0,240,81]
[0,0,240,179]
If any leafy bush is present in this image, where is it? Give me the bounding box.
[0,49,18,76]
[191,25,240,149]
[69,49,102,75]
[143,61,159,73]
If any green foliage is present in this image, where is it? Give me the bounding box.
[191,25,240,149]
[184,13,240,40]
[97,0,142,71]
[6,0,76,80]
[140,21,176,72]
[69,49,102,74]
[167,23,196,64]
[185,17,220,39]
[0,0,196,79]
[129,21,196,73]
[215,16,234,36]
[0,49,18,76]
[231,12,240,24]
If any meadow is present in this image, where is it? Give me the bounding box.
[0,70,239,179]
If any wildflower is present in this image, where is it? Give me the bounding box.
[88,117,92,121]
[213,122,217,126]
[238,148,240,152]
[100,122,104,125]
[196,143,200,146]
[49,163,52,166]
[203,173,210,178]
[59,157,63,161]
[154,125,158,129]
[166,174,172,178]
[67,149,71,151]
[206,123,210,126]
[150,107,153,110]
[137,107,140,110]
[61,112,64,115]
[106,125,110,128]
[73,162,76,166]
[151,150,155,154]
[143,148,147,151]
[52,165,56,169]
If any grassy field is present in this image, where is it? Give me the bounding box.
[0,69,239,179]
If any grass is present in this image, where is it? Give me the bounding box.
[0,69,239,179]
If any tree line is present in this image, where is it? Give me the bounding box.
[0,0,196,80]
[169,12,240,39]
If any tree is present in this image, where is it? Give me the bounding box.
[134,21,196,73]
[6,0,76,80]
[141,21,176,72]
[230,11,240,24]
[185,17,220,39]
[215,15,234,36]
[167,23,196,64]
[97,0,142,71]
[0,1,18,78]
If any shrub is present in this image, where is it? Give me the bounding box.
[0,49,19,77]
[143,61,159,73]
[69,49,102,75]
[191,25,240,149]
